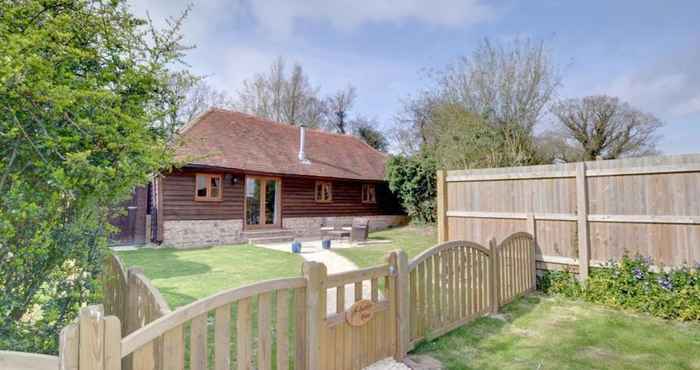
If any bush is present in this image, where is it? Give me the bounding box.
[538,255,700,321]
[385,153,437,223]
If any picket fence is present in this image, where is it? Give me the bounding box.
[2,232,535,370]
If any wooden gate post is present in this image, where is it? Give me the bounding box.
[390,250,410,360]
[437,170,448,243]
[59,304,121,370]
[489,239,500,314]
[303,261,326,370]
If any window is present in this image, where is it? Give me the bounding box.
[194,173,223,201]
[362,184,376,203]
[315,181,332,202]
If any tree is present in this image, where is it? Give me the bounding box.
[427,103,504,169]
[385,153,437,223]
[237,57,324,127]
[156,72,235,138]
[324,85,357,134]
[0,0,186,353]
[352,116,389,152]
[550,95,663,160]
[394,38,560,166]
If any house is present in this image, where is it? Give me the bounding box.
[138,109,406,248]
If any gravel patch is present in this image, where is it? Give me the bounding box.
[363,357,411,370]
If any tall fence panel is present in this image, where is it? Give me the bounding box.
[438,154,700,277]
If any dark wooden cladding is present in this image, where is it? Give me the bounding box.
[109,186,148,245]
[282,177,403,218]
[162,170,244,221]
[160,167,405,222]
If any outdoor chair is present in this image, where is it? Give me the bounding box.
[350,217,369,242]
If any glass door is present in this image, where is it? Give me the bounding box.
[245,177,280,228]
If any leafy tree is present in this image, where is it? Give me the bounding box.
[427,103,505,169]
[356,124,389,152]
[350,116,389,152]
[385,153,437,223]
[0,0,186,353]
[550,95,663,160]
[394,38,560,166]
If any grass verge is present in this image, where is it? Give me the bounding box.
[413,294,700,370]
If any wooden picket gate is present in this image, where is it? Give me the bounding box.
[7,233,535,370]
[403,233,536,353]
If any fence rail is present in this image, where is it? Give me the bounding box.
[0,350,58,370]
[438,153,700,278]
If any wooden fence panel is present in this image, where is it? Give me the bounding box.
[439,154,700,277]
[494,233,536,305]
[57,235,536,370]
[406,241,495,347]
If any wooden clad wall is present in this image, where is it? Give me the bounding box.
[109,186,148,245]
[160,169,404,222]
[162,169,244,221]
[282,177,404,218]
[440,154,700,272]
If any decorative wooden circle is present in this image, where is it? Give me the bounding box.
[345,299,375,327]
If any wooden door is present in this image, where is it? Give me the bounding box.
[245,176,281,229]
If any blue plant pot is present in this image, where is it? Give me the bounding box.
[322,239,331,250]
[291,241,302,253]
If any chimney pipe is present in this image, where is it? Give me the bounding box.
[298,124,309,163]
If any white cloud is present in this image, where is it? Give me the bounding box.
[593,49,700,119]
[243,0,495,35]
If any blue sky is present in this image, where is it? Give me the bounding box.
[131,0,700,154]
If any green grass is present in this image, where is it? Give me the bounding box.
[414,294,700,370]
[333,224,437,267]
[117,244,305,308]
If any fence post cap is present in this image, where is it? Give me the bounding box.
[79,304,104,319]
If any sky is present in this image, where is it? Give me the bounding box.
[129,0,700,154]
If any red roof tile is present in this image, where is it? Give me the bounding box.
[174,109,388,181]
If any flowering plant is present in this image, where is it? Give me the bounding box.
[538,254,700,321]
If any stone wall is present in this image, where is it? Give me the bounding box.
[283,215,408,238]
[161,215,407,248]
[162,219,244,248]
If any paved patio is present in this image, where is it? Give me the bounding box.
[255,239,385,314]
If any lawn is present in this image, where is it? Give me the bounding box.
[116,227,700,370]
[333,224,437,267]
[413,294,700,370]
[117,244,305,308]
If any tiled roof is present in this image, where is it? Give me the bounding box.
[174,109,388,181]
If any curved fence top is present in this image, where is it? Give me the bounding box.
[408,240,490,270]
[498,232,534,247]
[121,276,306,358]
[129,267,172,316]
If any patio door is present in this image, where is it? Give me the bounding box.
[245,176,281,228]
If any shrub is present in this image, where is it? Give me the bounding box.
[385,152,437,223]
[538,255,700,321]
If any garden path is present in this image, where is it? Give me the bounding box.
[254,239,378,314]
